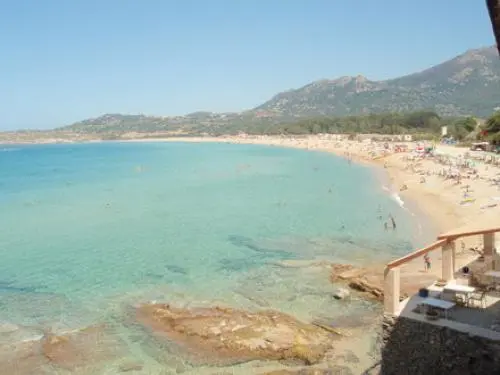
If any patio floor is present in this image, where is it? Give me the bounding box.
[396,282,500,340]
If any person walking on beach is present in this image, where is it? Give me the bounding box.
[424,254,431,272]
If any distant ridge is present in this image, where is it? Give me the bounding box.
[61,46,500,134]
[254,46,500,118]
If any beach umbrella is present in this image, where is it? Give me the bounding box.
[487,0,500,55]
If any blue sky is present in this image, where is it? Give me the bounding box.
[0,0,496,130]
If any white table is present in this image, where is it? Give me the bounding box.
[443,284,476,306]
[485,270,500,278]
[444,284,475,293]
[419,297,455,319]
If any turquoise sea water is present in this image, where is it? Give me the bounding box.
[0,142,420,372]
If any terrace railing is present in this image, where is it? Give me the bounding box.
[384,225,500,315]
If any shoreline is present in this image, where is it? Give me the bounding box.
[4,134,478,238]
[129,135,499,228]
[4,135,500,373]
[9,135,497,302]
[125,135,500,291]
[123,136,452,238]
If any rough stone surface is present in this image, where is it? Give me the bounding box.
[381,314,500,375]
[0,325,127,375]
[118,360,144,372]
[332,288,350,300]
[0,339,49,375]
[41,325,126,371]
[330,264,384,301]
[135,303,334,366]
[330,263,439,303]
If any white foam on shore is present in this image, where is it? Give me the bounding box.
[391,192,405,208]
[382,185,424,238]
[382,185,406,209]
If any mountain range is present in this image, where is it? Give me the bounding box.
[62,46,500,135]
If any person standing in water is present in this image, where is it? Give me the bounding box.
[424,254,431,272]
[389,214,397,230]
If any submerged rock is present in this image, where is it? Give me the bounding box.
[41,325,126,371]
[332,288,350,300]
[0,340,48,375]
[135,303,334,366]
[118,360,144,372]
[0,325,128,374]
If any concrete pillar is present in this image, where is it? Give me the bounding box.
[484,233,495,256]
[442,241,455,282]
[484,233,495,270]
[493,253,500,271]
[452,243,457,273]
[384,267,400,315]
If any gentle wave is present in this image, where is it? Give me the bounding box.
[382,185,426,240]
[391,192,405,208]
[382,185,405,209]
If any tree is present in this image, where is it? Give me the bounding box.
[456,117,477,133]
[448,117,477,140]
[485,111,500,134]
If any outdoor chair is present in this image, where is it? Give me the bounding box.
[490,283,500,292]
[453,294,468,307]
[469,290,488,308]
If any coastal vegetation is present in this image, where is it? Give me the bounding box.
[197,110,500,144]
[259,111,471,137]
[484,111,500,142]
[238,111,499,143]
[2,110,499,143]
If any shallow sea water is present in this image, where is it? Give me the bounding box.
[0,142,422,373]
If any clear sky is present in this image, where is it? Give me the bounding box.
[0,0,496,130]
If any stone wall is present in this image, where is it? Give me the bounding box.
[381,314,500,375]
